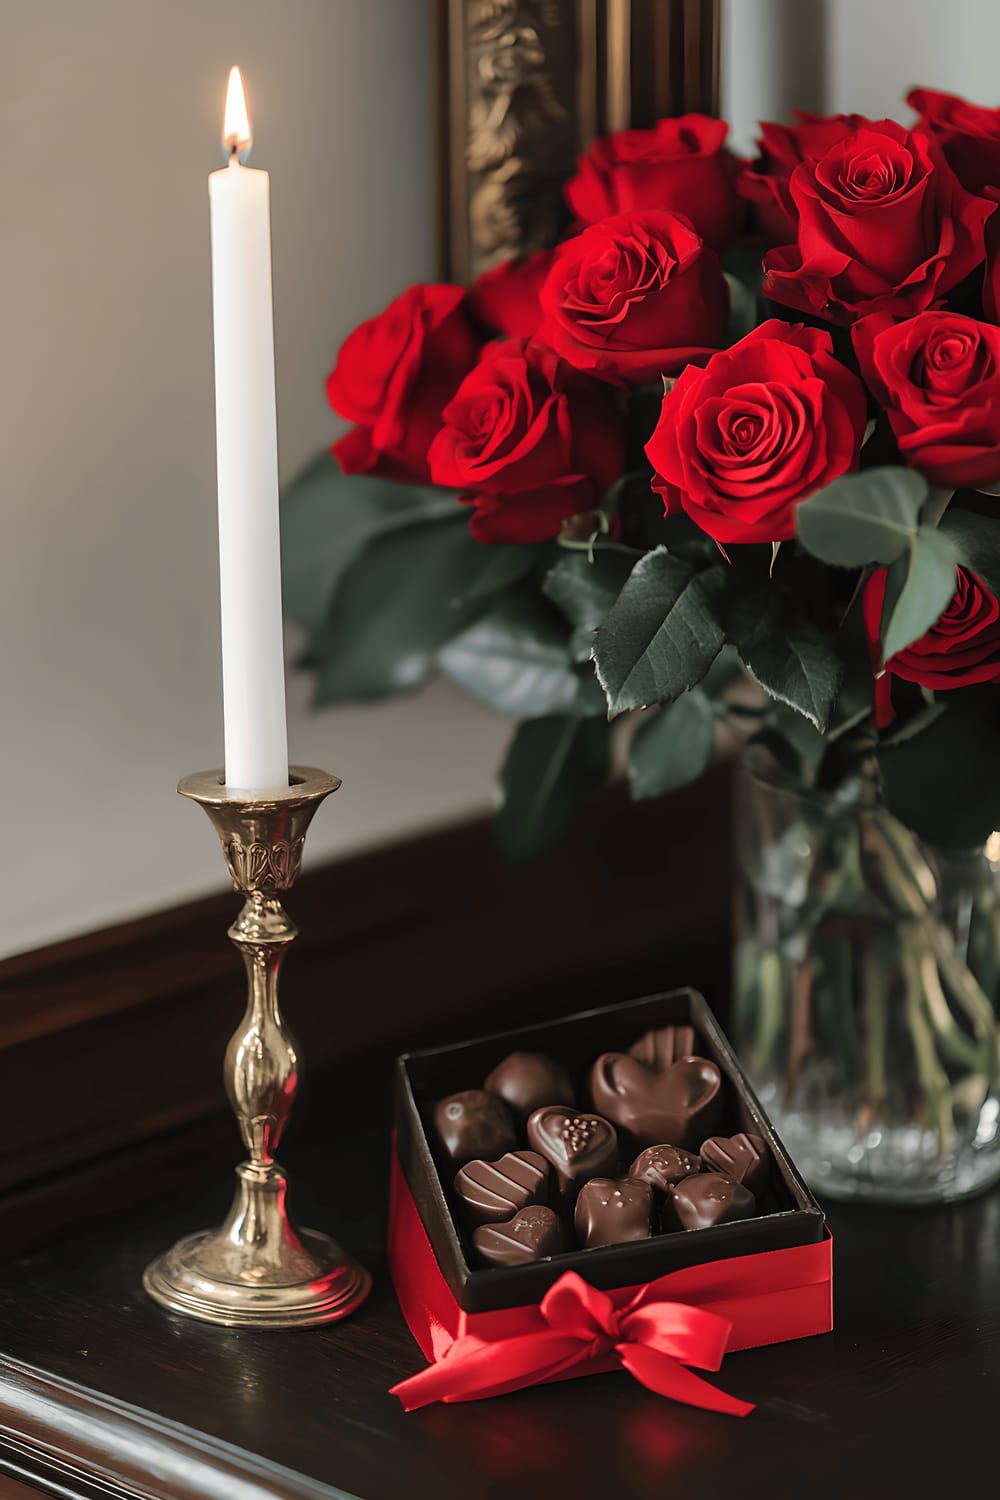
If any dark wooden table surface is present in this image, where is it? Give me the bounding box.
[0,1068,998,1500]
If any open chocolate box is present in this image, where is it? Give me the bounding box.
[391,989,830,1327]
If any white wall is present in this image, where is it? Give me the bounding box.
[0,0,508,959]
[4,1,999,959]
[724,0,1000,151]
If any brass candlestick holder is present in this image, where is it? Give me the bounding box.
[143,767,371,1328]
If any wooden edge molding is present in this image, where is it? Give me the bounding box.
[0,1354,354,1500]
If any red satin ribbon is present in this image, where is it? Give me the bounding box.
[391,1268,753,1415]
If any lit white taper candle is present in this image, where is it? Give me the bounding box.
[208,66,288,792]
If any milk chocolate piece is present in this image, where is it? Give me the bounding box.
[589,1053,722,1149]
[699,1133,770,1195]
[483,1050,574,1123]
[669,1172,756,1232]
[473,1205,565,1266]
[575,1177,653,1249]
[526,1106,618,1201]
[433,1089,516,1165]
[629,1025,698,1069]
[453,1150,550,1226]
[628,1144,702,1194]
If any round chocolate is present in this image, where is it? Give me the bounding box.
[699,1133,770,1195]
[483,1050,574,1122]
[589,1052,722,1149]
[526,1106,618,1201]
[453,1150,550,1226]
[628,1144,702,1194]
[668,1172,756,1232]
[575,1176,653,1250]
[473,1205,564,1267]
[433,1089,516,1165]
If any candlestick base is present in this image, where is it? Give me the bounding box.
[143,1164,371,1328]
[143,767,371,1330]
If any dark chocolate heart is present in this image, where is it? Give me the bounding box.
[589,1053,722,1149]
[453,1150,550,1226]
[433,1089,516,1165]
[629,1025,699,1069]
[699,1133,770,1195]
[483,1050,574,1123]
[628,1144,702,1194]
[526,1107,618,1199]
[473,1205,565,1266]
[668,1172,756,1232]
[575,1176,654,1249]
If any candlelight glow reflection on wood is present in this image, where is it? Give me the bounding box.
[209,65,289,792]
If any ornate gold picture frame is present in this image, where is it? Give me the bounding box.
[437,0,721,281]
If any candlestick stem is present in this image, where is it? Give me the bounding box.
[143,768,371,1328]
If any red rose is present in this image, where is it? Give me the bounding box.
[427,340,624,544]
[854,311,1000,489]
[645,319,867,545]
[326,284,481,481]
[738,111,870,244]
[908,87,1000,197]
[467,249,553,339]
[763,120,994,325]
[535,211,729,384]
[565,115,744,249]
[864,566,1000,726]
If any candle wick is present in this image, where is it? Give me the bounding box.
[221,138,251,167]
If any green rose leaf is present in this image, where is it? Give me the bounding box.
[628,689,715,801]
[543,550,637,662]
[496,714,612,862]
[592,548,727,716]
[280,454,459,630]
[797,467,928,568]
[880,525,959,663]
[728,592,843,732]
[304,514,506,702]
[437,596,580,718]
[451,541,543,607]
[724,273,759,344]
[940,506,1000,595]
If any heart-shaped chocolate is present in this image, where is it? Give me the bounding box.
[526,1107,618,1200]
[668,1172,756,1232]
[483,1050,574,1123]
[473,1205,565,1267]
[699,1133,769,1195]
[589,1053,722,1149]
[433,1089,516,1165]
[628,1144,702,1194]
[575,1176,653,1250]
[629,1025,699,1069]
[453,1150,550,1226]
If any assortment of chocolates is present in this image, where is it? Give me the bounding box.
[430,1031,774,1268]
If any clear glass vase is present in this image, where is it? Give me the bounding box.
[734,746,1000,1204]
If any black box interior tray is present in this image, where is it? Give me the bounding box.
[395,988,826,1313]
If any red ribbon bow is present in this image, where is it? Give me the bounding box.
[390,1269,753,1416]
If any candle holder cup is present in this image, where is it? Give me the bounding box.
[143,767,371,1328]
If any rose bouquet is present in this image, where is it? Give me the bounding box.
[283,93,1000,859]
[282,88,1000,1201]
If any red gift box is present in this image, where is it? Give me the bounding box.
[388,990,833,1414]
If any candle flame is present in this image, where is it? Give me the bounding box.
[222,66,252,163]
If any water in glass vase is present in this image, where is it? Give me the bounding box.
[734,747,1000,1204]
